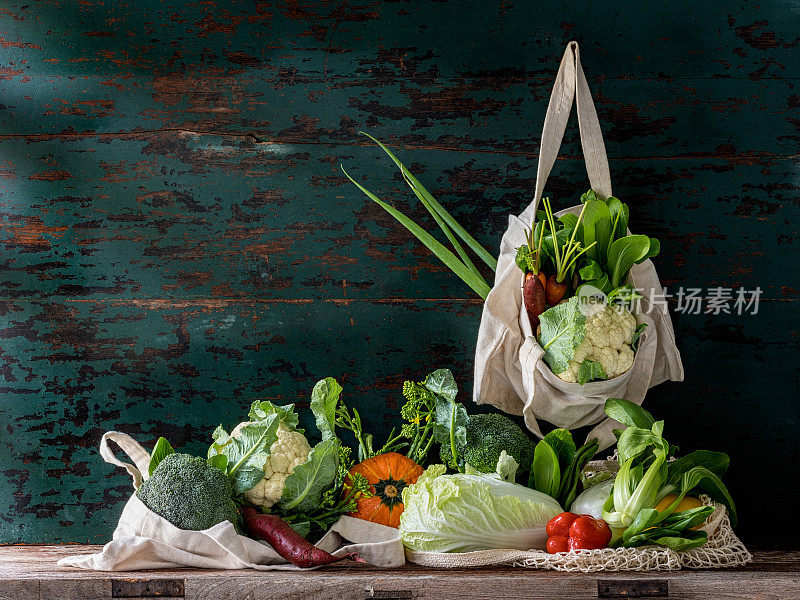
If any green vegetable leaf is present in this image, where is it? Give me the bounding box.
[515,245,533,272]
[558,213,582,240]
[209,415,280,495]
[310,377,343,441]
[667,450,730,482]
[578,259,604,281]
[580,190,599,204]
[606,196,629,242]
[607,235,651,288]
[531,440,561,498]
[360,132,497,272]
[248,400,300,431]
[341,166,491,299]
[148,437,174,476]
[431,397,469,467]
[206,453,228,473]
[678,466,738,526]
[631,323,647,352]
[278,439,338,513]
[423,368,458,402]
[604,398,656,429]
[637,237,660,263]
[577,274,612,295]
[577,360,608,385]
[617,426,668,464]
[581,199,613,265]
[538,298,586,374]
[542,429,576,469]
[664,505,715,531]
[651,531,708,551]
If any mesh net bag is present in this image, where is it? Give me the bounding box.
[405,488,751,571]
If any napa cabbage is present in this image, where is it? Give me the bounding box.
[399,460,562,553]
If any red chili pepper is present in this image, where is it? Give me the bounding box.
[545,512,612,553]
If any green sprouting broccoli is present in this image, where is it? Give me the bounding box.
[439,413,536,476]
[137,453,239,531]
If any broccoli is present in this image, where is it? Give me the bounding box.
[439,413,535,475]
[137,453,239,531]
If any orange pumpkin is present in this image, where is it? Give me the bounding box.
[346,452,424,528]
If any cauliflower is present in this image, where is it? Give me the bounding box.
[230,421,312,509]
[557,304,638,383]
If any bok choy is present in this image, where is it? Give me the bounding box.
[600,399,737,550]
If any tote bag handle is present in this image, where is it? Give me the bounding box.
[529,41,612,215]
[99,431,152,488]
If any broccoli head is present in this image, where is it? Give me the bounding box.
[136,453,239,531]
[440,413,535,475]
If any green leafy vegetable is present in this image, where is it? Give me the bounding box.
[309,377,341,441]
[424,368,458,402]
[541,197,596,283]
[529,429,599,508]
[208,415,280,495]
[582,198,613,265]
[148,437,175,476]
[249,401,301,431]
[579,259,605,281]
[604,398,656,429]
[575,190,661,292]
[399,466,562,552]
[342,134,496,299]
[601,399,738,548]
[577,360,608,385]
[538,297,586,373]
[607,235,652,288]
[278,439,338,514]
[531,441,561,498]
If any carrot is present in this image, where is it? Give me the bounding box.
[537,271,547,290]
[242,506,363,568]
[545,274,568,306]
[523,271,546,329]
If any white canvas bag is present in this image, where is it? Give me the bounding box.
[474,42,683,448]
[58,432,406,571]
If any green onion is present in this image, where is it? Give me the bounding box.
[342,133,496,299]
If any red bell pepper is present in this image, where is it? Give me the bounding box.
[545,512,612,553]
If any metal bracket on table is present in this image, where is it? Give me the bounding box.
[598,579,669,598]
[111,578,185,598]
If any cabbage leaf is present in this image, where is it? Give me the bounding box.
[399,469,562,553]
[538,297,586,373]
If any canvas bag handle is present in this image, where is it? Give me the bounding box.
[99,431,152,489]
[530,41,612,214]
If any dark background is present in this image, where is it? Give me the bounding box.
[0,1,797,545]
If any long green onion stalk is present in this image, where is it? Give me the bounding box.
[342,133,495,299]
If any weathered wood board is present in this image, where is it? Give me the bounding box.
[1,546,799,600]
[0,0,798,545]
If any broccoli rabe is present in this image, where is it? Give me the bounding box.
[137,453,239,531]
[439,413,535,476]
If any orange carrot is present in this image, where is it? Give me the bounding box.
[545,275,568,306]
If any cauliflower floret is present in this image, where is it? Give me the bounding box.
[557,305,638,382]
[229,422,312,509]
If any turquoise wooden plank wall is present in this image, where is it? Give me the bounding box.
[0,0,797,544]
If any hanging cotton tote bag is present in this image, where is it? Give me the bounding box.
[58,432,406,571]
[473,42,684,449]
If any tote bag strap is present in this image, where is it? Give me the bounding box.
[529,41,612,216]
[99,431,152,488]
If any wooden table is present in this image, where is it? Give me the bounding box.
[1,546,798,600]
